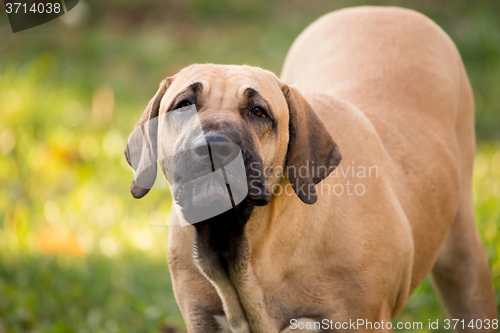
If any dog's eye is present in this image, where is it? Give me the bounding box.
[176,100,192,109]
[250,107,266,118]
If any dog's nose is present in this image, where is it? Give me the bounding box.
[191,133,210,157]
[193,133,239,166]
[208,136,235,159]
[193,144,209,158]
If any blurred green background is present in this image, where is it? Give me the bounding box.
[0,0,499,332]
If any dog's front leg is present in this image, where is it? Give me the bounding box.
[192,221,251,333]
[168,224,231,333]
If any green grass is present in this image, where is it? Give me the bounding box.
[0,0,499,332]
[0,250,182,333]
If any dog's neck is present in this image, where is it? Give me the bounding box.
[192,199,278,332]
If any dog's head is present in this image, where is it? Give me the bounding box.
[124,64,341,223]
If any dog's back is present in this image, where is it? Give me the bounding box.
[282,5,469,288]
[282,6,496,325]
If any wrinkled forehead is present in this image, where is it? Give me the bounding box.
[161,64,284,109]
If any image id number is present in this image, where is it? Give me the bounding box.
[5,2,62,14]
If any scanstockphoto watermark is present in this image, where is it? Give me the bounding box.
[290,319,423,331]
[249,161,379,198]
[289,318,499,331]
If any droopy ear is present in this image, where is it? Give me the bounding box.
[124,78,172,198]
[283,85,342,204]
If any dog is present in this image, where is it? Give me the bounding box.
[125,6,497,333]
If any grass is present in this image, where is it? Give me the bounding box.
[0,0,499,332]
[0,250,182,333]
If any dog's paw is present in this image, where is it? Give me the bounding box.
[214,315,250,333]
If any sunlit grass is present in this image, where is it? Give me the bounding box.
[0,54,179,332]
[473,144,500,291]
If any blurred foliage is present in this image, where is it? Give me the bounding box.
[0,0,499,332]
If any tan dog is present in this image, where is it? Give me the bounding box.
[125,6,497,333]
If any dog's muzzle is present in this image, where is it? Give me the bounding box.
[157,105,249,224]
